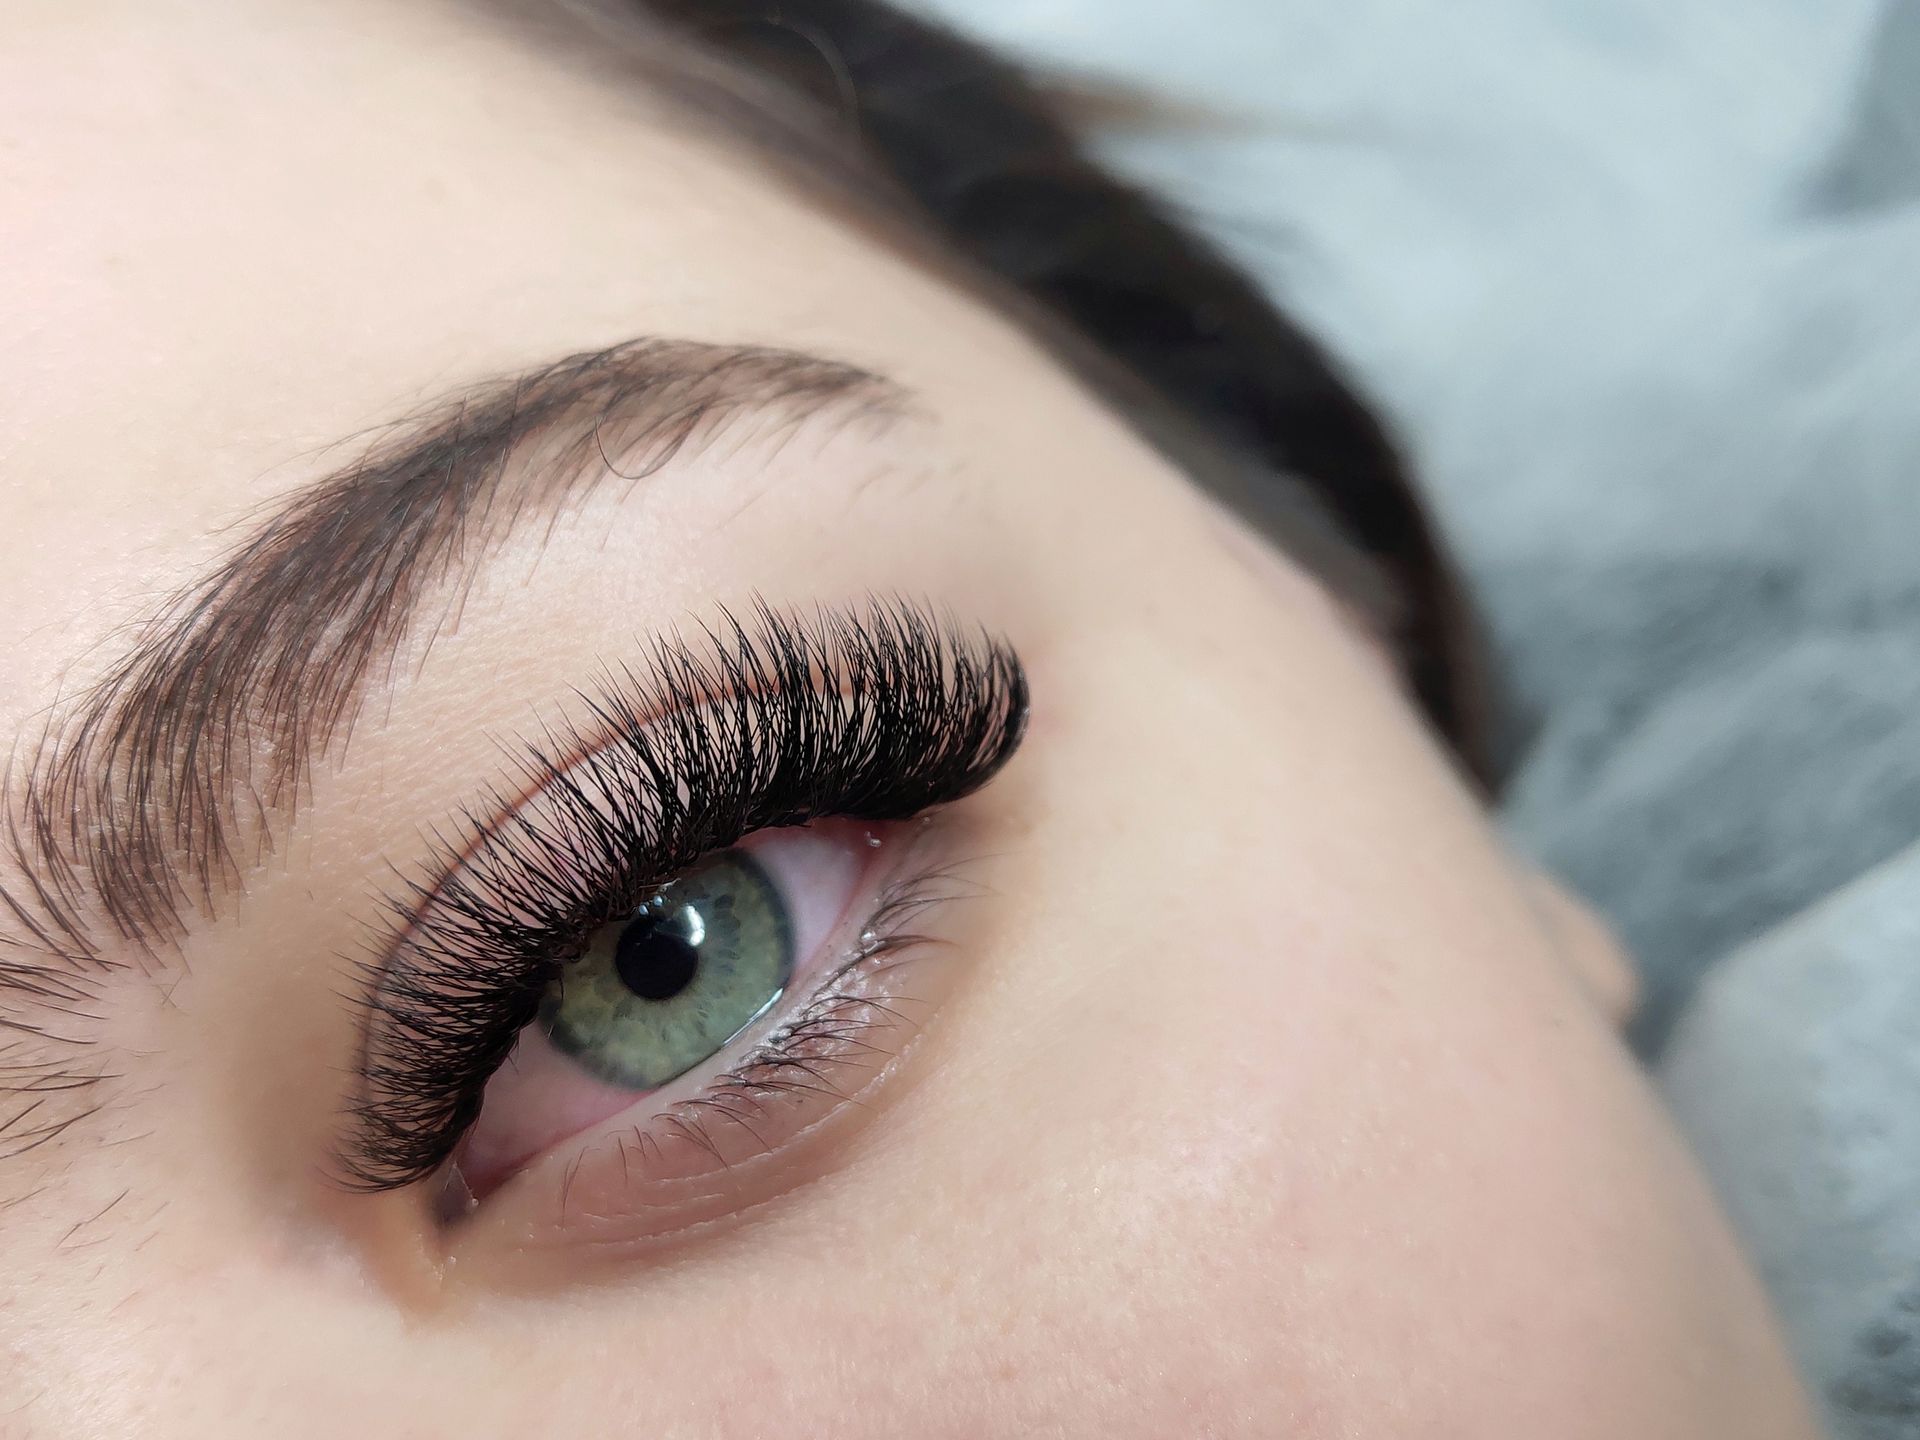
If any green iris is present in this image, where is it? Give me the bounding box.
[540,849,794,1090]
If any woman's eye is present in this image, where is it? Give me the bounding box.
[451,820,888,1205]
[348,604,1026,1238]
[541,849,794,1091]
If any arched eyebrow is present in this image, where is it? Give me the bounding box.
[0,338,903,1031]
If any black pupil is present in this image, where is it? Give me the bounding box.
[613,904,702,1002]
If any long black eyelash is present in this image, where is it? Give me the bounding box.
[343,598,1027,1191]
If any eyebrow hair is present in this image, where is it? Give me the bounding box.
[0,338,901,1152]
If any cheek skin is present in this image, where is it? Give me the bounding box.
[996,522,1804,1435]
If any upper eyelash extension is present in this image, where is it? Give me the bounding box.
[342,598,1027,1191]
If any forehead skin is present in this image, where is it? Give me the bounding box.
[1,0,1006,727]
[0,4,1819,1438]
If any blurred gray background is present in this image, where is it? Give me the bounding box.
[905,1,1920,1432]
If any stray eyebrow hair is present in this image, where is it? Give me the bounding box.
[0,338,902,1155]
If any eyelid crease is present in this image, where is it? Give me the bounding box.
[342,597,1026,1192]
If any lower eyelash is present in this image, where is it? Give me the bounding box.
[541,853,983,1218]
[665,861,977,1151]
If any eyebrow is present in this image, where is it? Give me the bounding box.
[0,339,902,1066]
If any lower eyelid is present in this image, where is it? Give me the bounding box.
[447,831,978,1262]
[452,819,915,1202]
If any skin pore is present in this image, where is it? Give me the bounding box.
[3,2,1818,1436]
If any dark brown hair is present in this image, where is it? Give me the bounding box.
[554,0,1495,785]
